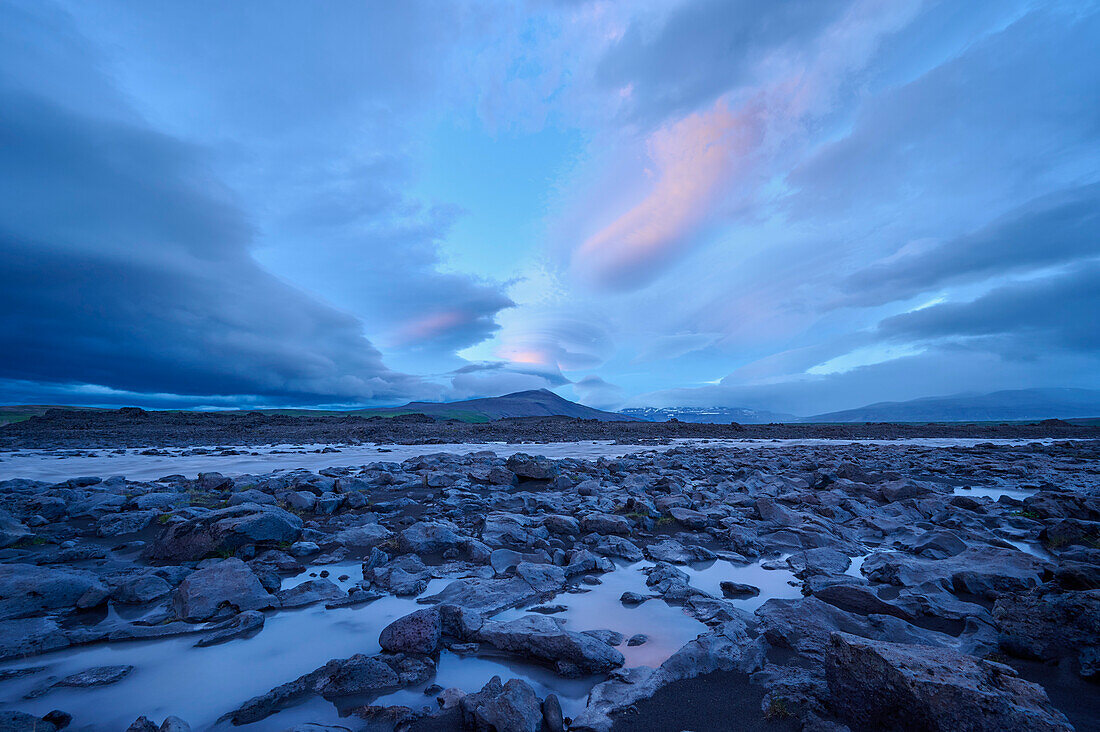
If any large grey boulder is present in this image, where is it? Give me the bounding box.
[95,510,158,537]
[0,511,31,548]
[861,546,1049,599]
[461,676,544,732]
[332,524,391,548]
[505,453,556,480]
[757,596,950,662]
[171,558,276,621]
[379,607,442,655]
[475,614,624,677]
[0,563,108,619]
[367,554,432,596]
[276,578,344,608]
[146,503,302,561]
[993,587,1100,676]
[825,632,1073,732]
[0,616,70,660]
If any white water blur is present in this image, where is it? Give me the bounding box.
[0,437,1068,482]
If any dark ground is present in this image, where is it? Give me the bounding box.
[2,408,1099,450]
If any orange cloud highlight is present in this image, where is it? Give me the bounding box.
[572,98,760,290]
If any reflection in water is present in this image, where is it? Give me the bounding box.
[0,437,1061,483]
[951,484,1035,501]
[0,557,809,728]
[495,561,708,669]
[681,558,802,612]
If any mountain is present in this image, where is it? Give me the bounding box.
[619,406,797,424]
[354,389,640,422]
[804,388,1100,423]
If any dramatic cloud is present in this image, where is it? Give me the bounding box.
[571,98,762,289]
[3,0,1098,411]
[878,264,1100,354]
[570,375,626,410]
[597,0,849,120]
[838,184,1100,307]
[0,89,427,404]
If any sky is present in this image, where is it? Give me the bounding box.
[1,0,1098,417]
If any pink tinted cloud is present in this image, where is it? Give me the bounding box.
[571,98,761,290]
[389,309,470,346]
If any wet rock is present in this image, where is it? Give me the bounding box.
[228,652,434,724]
[505,453,556,480]
[379,607,442,655]
[146,503,302,561]
[581,513,632,536]
[111,574,173,604]
[825,631,1073,732]
[60,664,133,688]
[195,609,265,647]
[126,717,158,732]
[720,581,760,598]
[0,511,31,548]
[475,614,624,677]
[95,510,157,537]
[620,591,648,605]
[276,578,344,608]
[483,513,547,549]
[573,617,765,731]
[542,514,580,536]
[646,539,715,564]
[811,583,913,621]
[367,554,432,596]
[543,694,564,732]
[397,521,466,554]
[0,712,61,732]
[861,546,1049,599]
[0,564,108,619]
[669,506,709,530]
[757,596,950,662]
[993,587,1099,675]
[171,558,276,621]
[787,548,851,577]
[332,523,391,548]
[0,617,70,660]
[459,676,544,732]
[627,633,648,646]
[593,535,644,562]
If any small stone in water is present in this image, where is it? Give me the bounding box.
[627,633,648,647]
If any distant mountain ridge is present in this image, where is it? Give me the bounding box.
[803,388,1100,423]
[619,406,797,424]
[356,388,640,422]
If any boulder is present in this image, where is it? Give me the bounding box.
[0,564,108,619]
[195,610,265,647]
[379,607,442,655]
[861,546,1049,599]
[825,632,1072,732]
[171,558,276,621]
[0,617,70,660]
[276,578,344,608]
[332,524,391,548]
[461,677,544,732]
[993,587,1099,675]
[505,454,556,480]
[146,504,302,561]
[475,614,624,677]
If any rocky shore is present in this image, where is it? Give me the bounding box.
[0,439,1096,730]
[3,408,1099,450]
